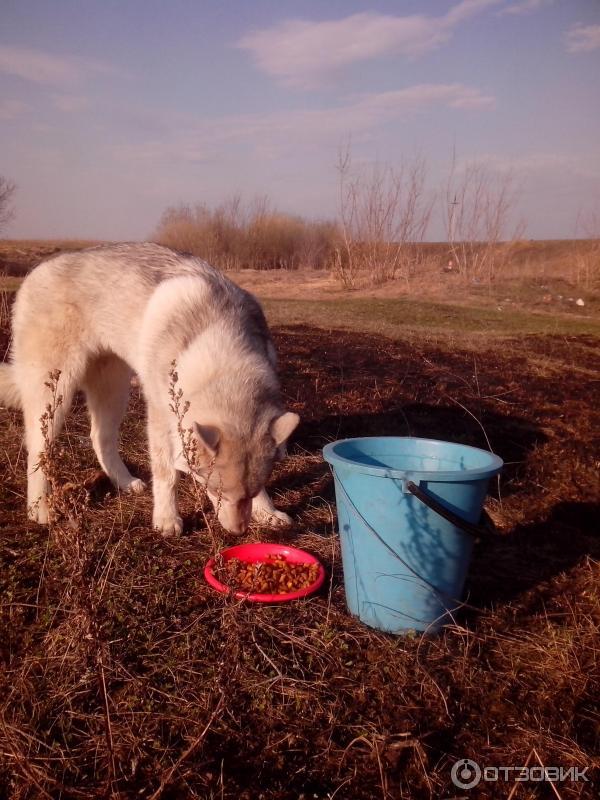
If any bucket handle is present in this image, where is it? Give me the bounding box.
[405,480,491,539]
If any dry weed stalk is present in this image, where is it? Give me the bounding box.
[0,277,11,337]
[168,361,221,544]
[34,371,88,530]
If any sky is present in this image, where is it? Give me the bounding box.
[1,0,599,241]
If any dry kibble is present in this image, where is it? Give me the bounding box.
[217,554,319,595]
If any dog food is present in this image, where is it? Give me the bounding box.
[218,554,319,594]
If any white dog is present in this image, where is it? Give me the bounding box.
[0,243,299,534]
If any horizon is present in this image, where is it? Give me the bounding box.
[1,0,599,242]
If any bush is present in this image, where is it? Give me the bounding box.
[153,197,340,271]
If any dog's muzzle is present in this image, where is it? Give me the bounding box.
[218,497,252,534]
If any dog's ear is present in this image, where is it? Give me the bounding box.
[193,422,221,457]
[270,412,300,447]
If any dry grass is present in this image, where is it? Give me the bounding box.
[0,241,600,800]
[2,237,599,286]
[1,273,599,798]
[0,240,101,278]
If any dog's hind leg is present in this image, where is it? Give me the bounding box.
[19,367,77,524]
[83,356,146,494]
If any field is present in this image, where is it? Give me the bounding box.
[1,243,599,799]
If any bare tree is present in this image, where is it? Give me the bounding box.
[444,153,525,285]
[335,143,434,288]
[334,145,359,288]
[0,176,16,233]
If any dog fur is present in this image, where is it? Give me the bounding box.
[0,243,299,534]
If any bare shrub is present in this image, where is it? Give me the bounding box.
[244,213,338,270]
[154,195,339,271]
[574,209,600,289]
[334,145,434,289]
[0,175,16,233]
[445,154,525,286]
[297,219,340,270]
[245,211,305,270]
[154,203,221,262]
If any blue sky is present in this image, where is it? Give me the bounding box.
[1,0,599,240]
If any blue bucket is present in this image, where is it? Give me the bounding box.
[323,437,503,634]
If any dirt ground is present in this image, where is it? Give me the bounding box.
[1,309,599,797]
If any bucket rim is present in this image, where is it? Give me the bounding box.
[322,436,503,482]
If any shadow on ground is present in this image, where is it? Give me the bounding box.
[466,500,600,610]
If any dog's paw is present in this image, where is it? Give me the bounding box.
[153,513,183,536]
[254,508,293,528]
[126,478,147,495]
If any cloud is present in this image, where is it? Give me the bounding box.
[498,0,554,16]
[443,0,503,25]
[51,94,91,112]
[0,44,117,87]
[565,24,600,53]
[237,1,501,88]
[0,98,30,121]
[116,83,494,164]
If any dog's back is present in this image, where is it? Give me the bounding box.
[10,242,272,374]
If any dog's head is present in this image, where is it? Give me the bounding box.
[188,410,299,533]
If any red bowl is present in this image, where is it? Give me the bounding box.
[204,542,325,603]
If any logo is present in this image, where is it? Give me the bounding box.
[451,759,482,789]
[450,759,589,790]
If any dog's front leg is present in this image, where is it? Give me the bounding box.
[147,403,182,535]
[252,488,292,528]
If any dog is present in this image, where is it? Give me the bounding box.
[0,243,299,534]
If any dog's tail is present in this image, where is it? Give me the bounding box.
[0,363,21,409]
